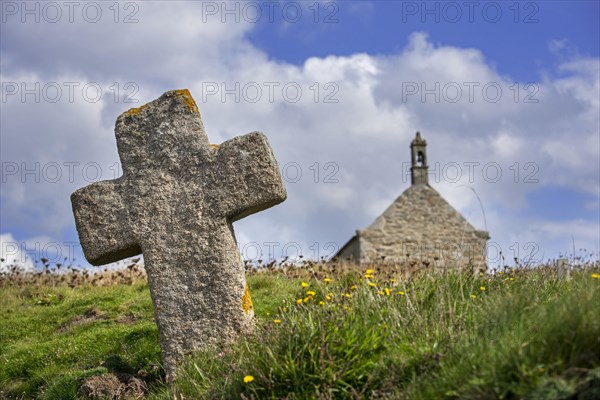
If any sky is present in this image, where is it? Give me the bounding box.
[1,0,599,272]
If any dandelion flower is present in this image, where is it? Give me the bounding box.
[350,285,357,290]
[385,288,392,296]
[324,278,332,283]
[319,301,325,305]
[303,296,313,303]
[306,290,316,296]
[378,291,385,295]
[296,299,303,305]
[480,286,486,291]
[471,294,477,299]
[366,269,375,275]
[301,282,309,288]
[273,319,281,324]
[592,273,600,279]
[345,293,352,298]
[368,282,376,287]
[244,375,254,383]
[397,291,405,296]
[326,295,332,301]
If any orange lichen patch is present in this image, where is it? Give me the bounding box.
[242,283,253,314]
[125,103,149,116]
[175,89,199,114]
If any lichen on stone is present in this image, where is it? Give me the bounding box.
[242,284,253,314]
[174,89,199,114]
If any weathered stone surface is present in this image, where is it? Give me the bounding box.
[71,89,287,380]
[336,132,489,270]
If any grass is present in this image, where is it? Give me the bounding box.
[1,262,599,399]
[0,281,161,399]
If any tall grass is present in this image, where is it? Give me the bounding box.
[163,266,600,399]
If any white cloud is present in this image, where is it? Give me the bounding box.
[1,6,598,267]
[0,233,35,273]
[492,131,523,159]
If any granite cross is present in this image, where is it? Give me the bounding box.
[71,89,287,380]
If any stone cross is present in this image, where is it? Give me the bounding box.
[71,89,287,380]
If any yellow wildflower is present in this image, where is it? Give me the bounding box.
[301,282,309,288]
[368,282,376,287]
[296,299,303,305]
[319,301,325,305]
[345,293,351,298]
[366,269,375,274]
[364,274,373,279]
[350,285,357,290]
[592,273,600,279]
[303,296,313,303]
[243,375,254,383]
[378,291,385,295]
[397,291,405,295]
[324,278,332,283]
[471,294,477,299]
[326,294,332,301]
[385,288,392,296]
[273,319,281,324]
[480,286,486,291]
[306,290,316,296]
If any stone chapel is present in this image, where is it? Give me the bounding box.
[335,132,489,269]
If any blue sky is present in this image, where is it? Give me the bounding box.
[1,0,599,271]
[249,1,599,81]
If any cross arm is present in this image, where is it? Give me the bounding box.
[71,179,141,265]
[214,132,287,222]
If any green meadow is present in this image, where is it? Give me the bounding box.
[1,263,599,399]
